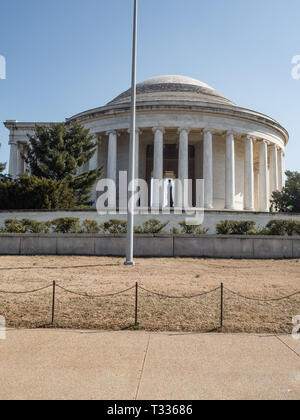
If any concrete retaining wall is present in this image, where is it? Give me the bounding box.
[0,234,299,259]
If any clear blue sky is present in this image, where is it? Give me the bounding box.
[0,0,299,172]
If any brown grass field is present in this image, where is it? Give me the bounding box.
[0,256,299,333]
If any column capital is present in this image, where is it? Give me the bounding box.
[226,130,236,137]
[203,127,215,135]
[269,143,279,151]
[106,130,117,136]
[242,134,255,142]
[152,127,165,134]
[257,138,269,146]
[178,127,191,135]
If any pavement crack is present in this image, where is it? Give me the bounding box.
[275,335,300,360]
[135,332,151,400]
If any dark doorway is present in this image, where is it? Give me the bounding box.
[146,144,196,206]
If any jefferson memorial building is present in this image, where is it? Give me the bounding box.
[5,75,288,212]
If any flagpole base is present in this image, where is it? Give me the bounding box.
[124,261,135,266]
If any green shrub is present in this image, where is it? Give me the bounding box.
[82,219,100,234]
[231,221,256,235]
[21,219,51,234]
[265,220,286,236]
[51,217,81,234]
[172,227,180,235]
[265,219,300,236]
[0,174,76,210]
[294,222,300,236]
[179,221,209,235]
[135,219,169,234]
[247,227,270,236]
[216,220,256,235]
[1,219,27,233]
[216,219,300,236]
[216,220,235,235]
[284,220,298,236]
[101,219,127,234]
[0,218,51,234]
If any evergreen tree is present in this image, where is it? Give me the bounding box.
[0,143,6,173]
[271,171,300,213]
[25,123,102,205]
[0,144,7,181]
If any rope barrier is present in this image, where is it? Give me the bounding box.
[0,284,52,295]
[0,282,299,303]
[224,287,300,302]
[0,280,300,331]
[56,284,136,298]
[138,285,221,300]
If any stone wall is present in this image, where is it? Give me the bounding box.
[0,233,299,259]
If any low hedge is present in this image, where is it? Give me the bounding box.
[216,221,256,235]
[0,217,208,235]
[178,221,209,235]
[1,217,300,236]
[134,219,169,234]
[265,220,300,236]
[0,219,51,234]
[216,219,300,236]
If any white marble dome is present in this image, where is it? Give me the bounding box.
[108,75,235,107]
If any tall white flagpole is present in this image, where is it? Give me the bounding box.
[125,0,138,266]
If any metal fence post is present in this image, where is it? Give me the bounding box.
[52,281,56,326]
[220,283,224,330]
[135,282,139,326]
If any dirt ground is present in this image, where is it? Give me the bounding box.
[0,256,299,333]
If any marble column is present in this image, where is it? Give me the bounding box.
[269,144,279,194]
[106,131,117,183]
[8,141,18,179]
[278,148,285,190]
[244,136,254,211]
[203,129,214,209]
[225,131,236,210]
[89,137,99,206]
[89,138,99,171]
[16,143,25,177]
[178,128,189,181]
[178,128,190,209]
[152,127,164,208]
[254,164,260,211]
[259,140,269,212]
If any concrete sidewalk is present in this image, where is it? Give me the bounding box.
[0,330,299,400]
